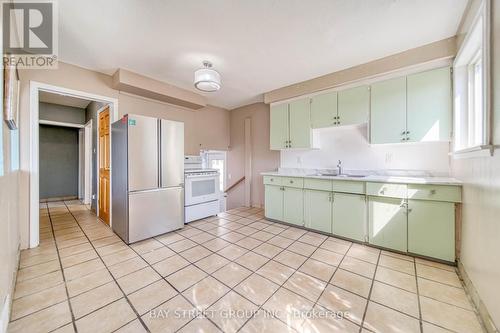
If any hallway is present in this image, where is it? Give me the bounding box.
[9,203,483,333]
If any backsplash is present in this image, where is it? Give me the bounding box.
[280,124,451,176]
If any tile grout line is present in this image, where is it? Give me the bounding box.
[46,203,79,333]
[414,257,424,333]
[358,248,382,332]
[62,201,152,333]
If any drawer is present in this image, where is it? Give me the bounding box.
[367,182,407,199]
[304,178,332,191]
[263,176,283,186]
[407,184,461,203]
[332,180,365,194]
[282,177,304,188]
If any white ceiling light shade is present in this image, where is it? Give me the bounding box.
[194,61,221,92]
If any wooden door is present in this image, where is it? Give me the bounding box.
[98,107,110,225]
[304,189,332,233]
[269,104,289,150]
[370,77,407,144]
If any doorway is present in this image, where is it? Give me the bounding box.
[204,150,227,212]
[29,81,118,248]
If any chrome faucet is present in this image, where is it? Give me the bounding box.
[337,160,343,175]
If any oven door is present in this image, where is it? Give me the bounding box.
[185,174,220,206]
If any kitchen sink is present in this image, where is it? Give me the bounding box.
[316,173,366,178]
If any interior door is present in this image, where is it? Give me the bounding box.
[98,107,110,225]
[128,115,158,191]
[161,119,184,188]
[370,77,407,144]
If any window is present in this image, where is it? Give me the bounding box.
[453,1,490,153]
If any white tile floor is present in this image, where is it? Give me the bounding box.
[9,201,485,333]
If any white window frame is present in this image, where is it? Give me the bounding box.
[452,0,492,157]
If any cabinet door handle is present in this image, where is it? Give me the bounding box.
[401,131,406,135]
[290,180,294,184]
[430,189,436,195]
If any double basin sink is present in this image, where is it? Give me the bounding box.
[314,172,366,178]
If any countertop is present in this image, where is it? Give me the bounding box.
[261,171,462,186]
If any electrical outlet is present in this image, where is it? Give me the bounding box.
[228,173,232,180]
[296,156,302,165]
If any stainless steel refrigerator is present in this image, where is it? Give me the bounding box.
[111,114,184,244]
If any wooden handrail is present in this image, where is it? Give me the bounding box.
[224,176,245,193]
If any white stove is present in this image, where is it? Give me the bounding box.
[184,157,220,223]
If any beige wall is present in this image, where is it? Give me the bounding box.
[451,0,500,329]
[227,103,279,209]
[0,91,20,333]
[16,62,230,249]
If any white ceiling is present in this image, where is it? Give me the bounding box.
[39,91,92,109]
[58,0,468,109]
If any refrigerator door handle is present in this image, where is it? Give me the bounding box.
[158,119,161,188]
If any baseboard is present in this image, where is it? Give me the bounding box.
[458,260,499,333]
[39,195,78,203]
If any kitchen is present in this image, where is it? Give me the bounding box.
[2,1,499,333]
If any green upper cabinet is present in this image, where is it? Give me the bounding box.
[408,199,455,262]
[370,77,407,144]
[270,103,289,150]
[264,185,283,221]
[311,92,337,129]
[283,186,304,226]
[338,86,370,126]
[288,99,312,149]
[333,192,366,242]
[368,196,407,252]
[270,99,317,150]
[407,67,451,142]
[304,189,333,233]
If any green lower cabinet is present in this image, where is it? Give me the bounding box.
[283,187,304,226]
[408,200,455,262]
[304,190,333,233]
[368,196,407,252]
[333,193,367,242]
[264,185,283,221]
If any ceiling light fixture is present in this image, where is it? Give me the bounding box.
[194,61,221,92]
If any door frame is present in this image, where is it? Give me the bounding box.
[29,81,118,248]
[84,119,93,205]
